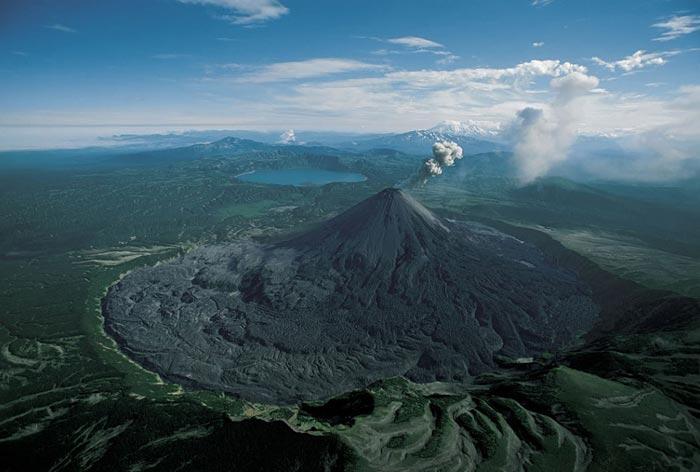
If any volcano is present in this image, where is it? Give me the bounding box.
[103,188,599,404]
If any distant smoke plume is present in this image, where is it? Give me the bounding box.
[511,71,599,183]
[416,141,464,183]
[279,129,296,144]
[423,158,443,176]
[432,141,464,167]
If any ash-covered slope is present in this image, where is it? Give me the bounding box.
[283,188,448,274]
[103,189,599,404]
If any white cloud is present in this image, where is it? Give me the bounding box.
[532,42,545,47]
[666,84,700,138]
[436,53,460,65]
[46,24,77,33]
[550,71,599,102]
[387,36,444,49]
[592,50,680,72]
[368,35,458,64]
[531,0,555,6]
[7,55,698,161]
[249,59,596,134]
[234,58,384,83]
[384,60,588,88]
[177,0,289,25]
[652,14,700,41]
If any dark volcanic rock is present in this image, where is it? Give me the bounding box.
[103,188,599,404]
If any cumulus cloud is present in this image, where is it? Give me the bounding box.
[550,71,599,102]
[235,58,383,83]
[592,50,680,72]
[385,59,588,88]
[653,14,700,41]
[177,0,289,25]
[46,24,77,33]
[279,129,296,144]
[532,42,545,47]
[511,71,599,183]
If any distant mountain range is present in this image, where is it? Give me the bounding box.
[104,121,506,156]
[337,120,505,155]
[105,120,675,163]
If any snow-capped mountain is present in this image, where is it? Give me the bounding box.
[429,120,502,138]
[340,121,505,155]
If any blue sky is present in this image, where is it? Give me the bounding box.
[1,0,699,148]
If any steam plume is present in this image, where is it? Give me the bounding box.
[511,71,599,183]
[279,129,296,144]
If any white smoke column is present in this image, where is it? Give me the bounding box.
[279,129,296,144]
[512,71,599,183]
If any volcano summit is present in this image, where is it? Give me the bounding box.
[103,189,599,404]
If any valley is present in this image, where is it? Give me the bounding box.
[1,137,698,471]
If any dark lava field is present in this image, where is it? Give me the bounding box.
[103,188,599,404]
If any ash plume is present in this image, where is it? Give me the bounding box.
[431,141,464,167]
[407,141,464,186]
[423,158,443,177]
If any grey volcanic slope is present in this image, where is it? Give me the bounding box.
[103,189,599,404]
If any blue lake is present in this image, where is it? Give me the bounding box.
[236,168,366,186]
